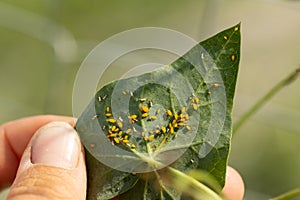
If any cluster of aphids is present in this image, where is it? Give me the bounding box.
[100,93,201,149]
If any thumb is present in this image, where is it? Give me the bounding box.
[7,121,86,200]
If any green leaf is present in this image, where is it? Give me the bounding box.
[76,23,241,200]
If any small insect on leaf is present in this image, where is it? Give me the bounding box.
[166,110,173,117]
[140,105,149,113]
[192,103,198,111]
[169,126,174,134]
[149,116,157,121]
[123,139,129,144]
[118,131,123,136]
[126,128,132,134]
[147,135,155,141]
[231,54,235,61]
[105,113,112,117]
[142,113,149,118]
[107,119,116,124]
[117,120,123,128]
[113,138,120,144]
[174,113,178,120]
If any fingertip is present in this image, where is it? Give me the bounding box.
[222,166,245,200]
[8,121,86,200]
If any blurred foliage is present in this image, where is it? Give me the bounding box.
[0,0,300,199]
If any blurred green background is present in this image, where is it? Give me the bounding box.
[0,0,299,199]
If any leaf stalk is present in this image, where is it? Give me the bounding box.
[233,67,300,134]
[167,167,223,200]
[270,187,300,200]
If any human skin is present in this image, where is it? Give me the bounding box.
[0,115,244,200]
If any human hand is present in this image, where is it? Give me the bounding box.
[0,115,243,200]
[0,115,86,199]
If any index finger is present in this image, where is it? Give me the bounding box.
[0,115,75,189]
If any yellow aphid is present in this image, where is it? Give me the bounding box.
[185,114,190,120]
[231,55,235,61]
[114,128,119,132]
[118,131,123,136]
[128,115,138,124]
[111,126,116,131]
[107,119,116,123]
[148,135,155,141]
[150,116,157,120]
[178,122,186,126]
[169,123,172,128]
[131,115,138,120]
[114,138,120,144]
[174,113,178,120]
[123,139,129,144]
[234,27,239,31]
[109,134,116,137]
[106,106,110,113]
[155,129,161,134]
[140,105,149,113]
[192,103,198,111]
[174,123,178,128]
[212,83,220,87]
[194,97,200,104]
[124,135,128,140]
[141,132,145,137]
[105,113,112,117]
[161,126,166,133]
[126,128,132,134]
[172,119,176,125]
[181,107,186,113]
[166,110,173,117]
[122,90,127,95]
[186,125,191,131]
[170,126,174,134]
[117,120,123,128]
[142,113,149,118]
[224,35,228,40]
[156,109,161,114]
[131,144,136,149]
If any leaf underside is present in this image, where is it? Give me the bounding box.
[76,24,241,200]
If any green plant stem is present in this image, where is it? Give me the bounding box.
[167,167,223,200]
[270,187,300,200]
[233,67,300,134]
